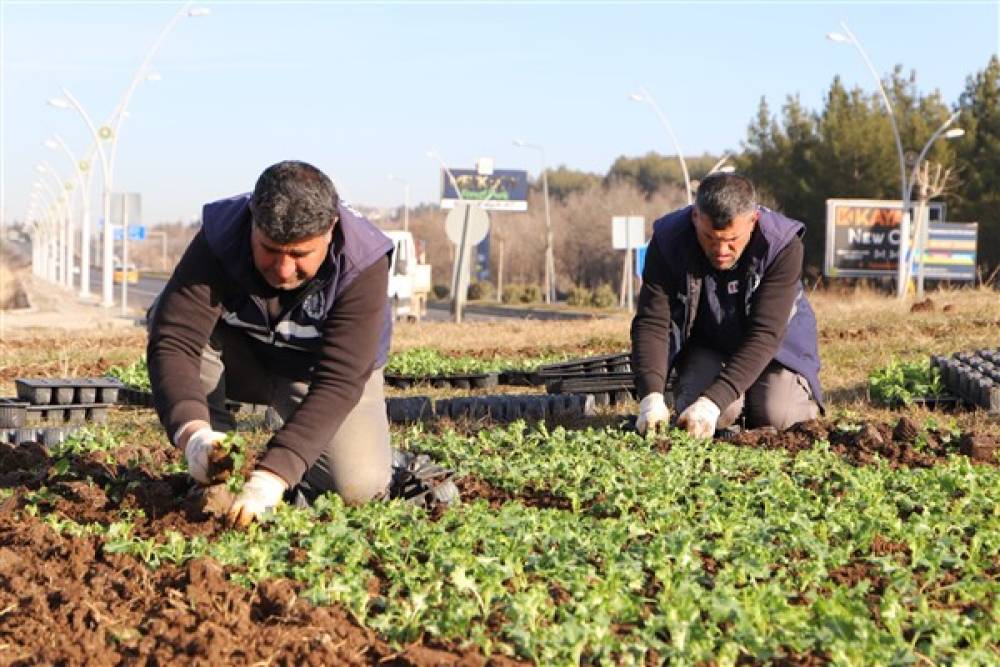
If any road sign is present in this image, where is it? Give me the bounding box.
[612,216,645,249]
[445,203,490,246]
[112,225,147,242]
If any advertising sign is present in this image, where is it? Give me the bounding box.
[917,222,978,281]
[824,199,945,278]
[440,169,529,212]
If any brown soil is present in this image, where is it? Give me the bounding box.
[716,417,995,468]
[0,440,527,666]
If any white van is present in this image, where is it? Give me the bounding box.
[385,230,431,321]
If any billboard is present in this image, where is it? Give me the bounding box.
[916,222,978,281]
[439,169,529,212]
[824,199,946,278]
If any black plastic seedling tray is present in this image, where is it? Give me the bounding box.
[24,403,113,425]
[15,378,123,406]
[0,398,29,428]
[384,372,499,390]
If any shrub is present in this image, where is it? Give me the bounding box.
[566,285,592,307]
[467,281,494,301]
[591,283,617,308]
[432,284,450,300]
[501,284,524,304]
[520,284,542,303]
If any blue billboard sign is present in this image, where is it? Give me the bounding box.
[440,169,529,212]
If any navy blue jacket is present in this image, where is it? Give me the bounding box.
[632,205,822,411]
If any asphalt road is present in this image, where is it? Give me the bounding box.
[85,268,163,314]
[83,269,605,322]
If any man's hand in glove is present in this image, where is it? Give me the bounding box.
[227,469,287,528]
[676,396,721,439]
[636,392,671,435]
[181,425,234,486]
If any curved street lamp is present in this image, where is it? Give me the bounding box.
[45,2,209,306]
[36,161,75,287]
[46,134,94,297]
[827,21,910,299]
[49,89,115,306]
[513,138,555,303]
[630,86,693,205]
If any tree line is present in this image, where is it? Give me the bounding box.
[401,55,999,294]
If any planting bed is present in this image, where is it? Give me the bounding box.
[0,411,997,664]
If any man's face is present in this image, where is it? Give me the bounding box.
[692,207,758,271]
[250,226,332,290]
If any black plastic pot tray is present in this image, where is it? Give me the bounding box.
[384,372,499,390]
[535,353,632,381]
[119,386,155,407]
[932,350,1000,413]
[545,372,636,394]
[24,403,113,426]
[15,378,122,406]
[1,425,81,446]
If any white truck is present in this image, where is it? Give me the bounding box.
[385,230,431,321]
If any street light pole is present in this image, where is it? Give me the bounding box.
[426,149,469,323]
[827,21,909,300]
[630,86,693,205]
[36,164,70,286]
[46,134,93,297]
[513,139,555,303]
[905,113,964,297]
[388,174,410,231]
[49,89,115,307]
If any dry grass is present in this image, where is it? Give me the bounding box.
[391,315,631,357]
[2,285,997,434]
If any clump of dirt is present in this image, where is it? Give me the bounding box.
[910,298,935,313]
[724,417,991,468]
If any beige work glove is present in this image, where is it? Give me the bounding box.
[182,426,233,485]
[676,396,721,440]
[226,469,287,528]
[636,392,671,435]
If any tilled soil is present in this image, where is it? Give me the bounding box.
[0,416,995,665]
[719,416,998,468]
[0,441,527,666]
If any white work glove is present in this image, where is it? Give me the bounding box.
[676,396,722,440]
[182,427,230,486]
[227,469,288,528]
[636,392,671,435]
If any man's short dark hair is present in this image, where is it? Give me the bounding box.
[250,161,339,243]
[695,173,756,229]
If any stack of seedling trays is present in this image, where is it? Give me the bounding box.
[932,349,1000,414]
[0,377,122,446]
[384,372,499,390]
[539,353,636,406]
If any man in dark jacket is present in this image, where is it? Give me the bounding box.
[147,160,394,527]
[631,173,822,438]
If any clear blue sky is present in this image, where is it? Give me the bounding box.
[3,0,998,224]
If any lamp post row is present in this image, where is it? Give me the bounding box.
[33,2,209,308]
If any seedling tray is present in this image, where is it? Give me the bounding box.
[1,425,81,446]
[119,386,155,407]
[24,403,112,425]
[384,372,499,390]
[0,398,29,428]
[15,378,122,406]
[932,350,1000,414]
